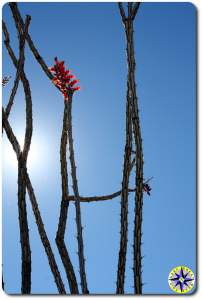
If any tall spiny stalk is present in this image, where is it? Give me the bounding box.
[67,96,89,294]
[6,5,138,295]
[2,108,66,294]
[3,15,66,294]
[8,2,53,81]
[8,13,32,293]
[126,3,143,294]
[55,101,79,294]
[116,84,132,293]
[8,2,138,205]
[6,3,145,295]
[118,2,143,294]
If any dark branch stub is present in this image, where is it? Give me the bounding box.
[118,2,140,23]
[132,3,140,20]
[118,3,126,22]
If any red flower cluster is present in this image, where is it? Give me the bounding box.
[49,57,80,101]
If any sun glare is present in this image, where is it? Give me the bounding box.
[3,132,44,170]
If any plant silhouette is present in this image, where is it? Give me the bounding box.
[2,2,151,295]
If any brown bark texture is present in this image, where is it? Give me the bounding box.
[118,2,143,294]
[67,97,89,294]
[55,101,79,294]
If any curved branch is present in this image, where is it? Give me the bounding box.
[66,157,136,203]
[2,110,66,294]
[25,171,66,294]
[9,6,33,163]
[2,20,18,66]
[5,16,31,118]
[118,3,126,22]
[118,2,143,294]
[2,108,21,158]
[116,82,133,294]
[17,156,31,294]
[132,3,140,20]
[128,2,133,17]
[67,98,89,294]
[67,188,136,203]
[9,3,53,81]
[3,20,66,294]
[6,13,32,293]
[125,16,143,295]
[56,101,79,294]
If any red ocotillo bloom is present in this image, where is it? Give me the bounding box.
[50,57,80,101]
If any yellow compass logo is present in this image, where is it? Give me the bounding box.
[168,266,195,294]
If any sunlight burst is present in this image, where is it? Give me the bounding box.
[3,132,44,170]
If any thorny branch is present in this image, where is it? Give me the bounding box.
[5,16,30,118]
[55,101,79,294]
[3,2,148,295]
[118,3,126,22]
[2,110,66,294]
[67,188,136,203]
[2,20,17,65]
[9,2,53,81]
[66,159,136,203]
[2,108,21,157]
[118,2,144,294]
[2,17,66,294]
[6,4,142,294]
[131,3,140,20]
[126,14,144,296]
[9,5,33,163]
[7,13,32,293]
[67,96,89,294]
[116,84,133,293]
[3,14,139,293]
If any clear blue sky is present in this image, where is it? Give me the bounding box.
[2,2,196,295]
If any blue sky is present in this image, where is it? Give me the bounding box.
[2,2,196,294]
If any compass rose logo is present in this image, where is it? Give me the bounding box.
[168,266,195,294]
